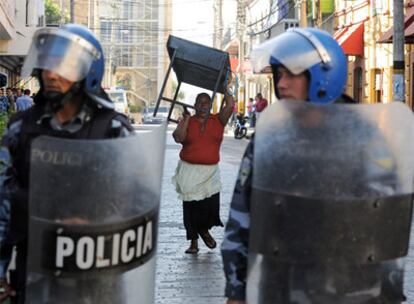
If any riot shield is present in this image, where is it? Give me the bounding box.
[248,101,414,303]
[26,124,166,304]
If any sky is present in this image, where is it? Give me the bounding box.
[172,0,215,46]
[171,0,236,102]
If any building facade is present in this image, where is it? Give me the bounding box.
[334,0,414,107]
[0,0,45,87]
[97,0,172,107]
[220,0,335,113]
[219,0,414,110]
[52,0,172,108]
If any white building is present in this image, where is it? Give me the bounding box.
[98,0,172,107]
[0,0,45,86]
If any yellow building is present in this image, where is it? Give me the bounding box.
[334,0,414,106]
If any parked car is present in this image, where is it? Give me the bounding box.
[142,106,169,124]
[106,89,130,115]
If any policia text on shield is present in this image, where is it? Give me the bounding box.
[0,24,166,304]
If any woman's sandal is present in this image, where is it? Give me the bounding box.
[185,247,199,254]
[200,231,217,249]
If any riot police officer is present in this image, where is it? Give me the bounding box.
[0,24,133,303]
[221,28,413,304]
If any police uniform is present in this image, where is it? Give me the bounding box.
[221,136,254,300]
[0,93,133,303]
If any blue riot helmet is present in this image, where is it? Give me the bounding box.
[21,24,113,109]
[251,28,347,104]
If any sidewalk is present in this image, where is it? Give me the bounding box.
[155,131,245,304]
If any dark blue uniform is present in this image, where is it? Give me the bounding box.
[0,95,132,301]
[221,136,254,301]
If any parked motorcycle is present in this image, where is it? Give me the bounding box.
[234,114,249,139]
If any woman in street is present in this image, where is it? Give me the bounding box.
[172,92,234,254]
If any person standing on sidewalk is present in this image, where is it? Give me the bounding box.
[221,28,360,303]
[5,88,15,113]
[172,93,234,254]
[15,89,33,112]
[0,88,9,113]
[254,93,267,121]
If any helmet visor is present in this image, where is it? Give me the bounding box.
[251,29,324,75]
[21,27,100,82]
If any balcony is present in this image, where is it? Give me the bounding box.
[0,0,45,73]
[0,0,15,39]
[268,18,299,39]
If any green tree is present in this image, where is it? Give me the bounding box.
[45,0,62,26]
[0,113,8,137]
[129,103,144,113]
[172,81,185,101]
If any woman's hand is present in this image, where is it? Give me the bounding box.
[219,95,235,126]
[0,278,15,302]
[173,112,190,143]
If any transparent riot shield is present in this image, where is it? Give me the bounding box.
[26,124,166,304]
[248,101,414,304]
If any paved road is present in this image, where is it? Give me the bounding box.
[145,124,414,303]
[155,128,248,304]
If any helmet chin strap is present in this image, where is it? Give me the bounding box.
[42,82,82,112]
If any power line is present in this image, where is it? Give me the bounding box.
[247,0,292,27]
[248,1,295,36]
[65,0,212,7]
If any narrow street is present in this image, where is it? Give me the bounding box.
[150,126,414,304]
[155,127,248,304]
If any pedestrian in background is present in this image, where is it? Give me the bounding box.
[15,88,22,99]
[246,98,254,127]
[5,87,15,112]
[255,93,267,111]
[172,92,234,254]
[0,88,8,113]
[228,101,238,127]
[15,89,33,112]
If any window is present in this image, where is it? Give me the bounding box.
[374,68,382,103]
[353,67,363,103]
[100,21,112,42]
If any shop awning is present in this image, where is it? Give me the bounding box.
[334,22,364,56]
[0,55,24,73]
[378,6,414,44]
[230,57,238,72]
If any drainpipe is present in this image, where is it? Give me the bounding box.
[393,0,405,102]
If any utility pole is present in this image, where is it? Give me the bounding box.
[213,0,223,49]
[311,0,322,28]
[70,0,75,23]
[237,0,246,113]
[87,0,91,28]
[60,0,65,24]
[393,0,405,102]
[299,0,308,28]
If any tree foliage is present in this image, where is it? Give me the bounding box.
[129,103,144,113]
[172,81,185,101]
[0,113,9,137]
[45,0,62,26]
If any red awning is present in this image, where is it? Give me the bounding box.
[230,57,238,72]
[334,22,364,56]
[378,5,414,44]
